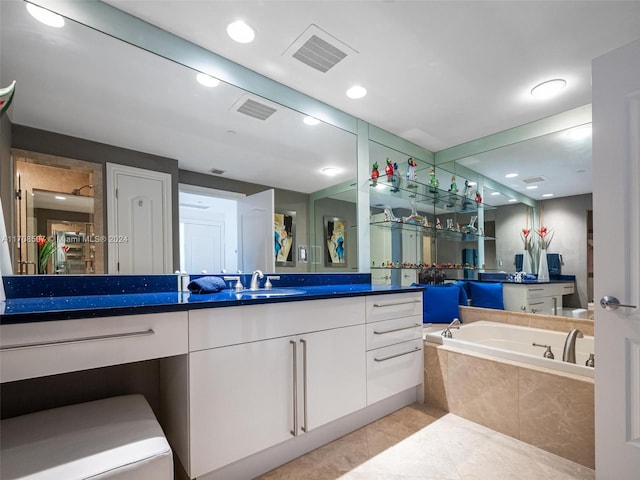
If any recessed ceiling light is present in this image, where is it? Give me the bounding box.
[196,73,220,87]
[54,195,67,200]
[346,85,367,99]
[490,192,500,196]
[505,173,518,178]
[304,116,320,126]
[227,20,255,43]
[508,199,518,203]
[530,79,567,99]
[526,185,538,190]
[226,130,236,135]
[542,193,554,198]
[321,167,339,176]
[468,182,477,187]
[26,3,65,28]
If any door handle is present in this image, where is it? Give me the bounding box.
[300,339,308,433]
[290,340,298,437]
[600,295,637,311]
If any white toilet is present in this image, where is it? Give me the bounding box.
[0,394,173,480]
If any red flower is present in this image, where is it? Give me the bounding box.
[522,228,530,236]
[36,235,47,248]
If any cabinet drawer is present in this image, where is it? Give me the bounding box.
[189,297,365,351]
[366,315,422,350]
[366,339,423,405]
[525,285,553,299]
[559,283,575,295]
[366,293,422,323]
[0,312,188,382]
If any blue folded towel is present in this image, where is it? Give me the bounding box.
[188,276,227,294]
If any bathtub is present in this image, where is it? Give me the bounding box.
[424,320,594,378]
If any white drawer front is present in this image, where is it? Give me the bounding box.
[366,315,422,351]
[0,312,188,383]
[366,339,423,405]
[189,297,366,351]
[366,293,422,323]
[559,283,575,295]
[526,285,552,299]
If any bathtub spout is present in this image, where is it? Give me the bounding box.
[562,329,583,363]
[441,318,461,338]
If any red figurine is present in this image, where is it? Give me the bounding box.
[385,158,394,181]
[475,191,482,203]
[371,162,379,185]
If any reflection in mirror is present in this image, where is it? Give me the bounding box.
[1,0,357,275]
[440,121,593,316]
[13,153,103,274]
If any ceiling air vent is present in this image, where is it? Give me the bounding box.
[522,176,547,184]
[208,168,225,175]
[236,98,277,121]
[284,24,357,73]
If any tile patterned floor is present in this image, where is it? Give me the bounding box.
[256,404,595,480]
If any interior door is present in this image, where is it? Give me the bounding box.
[592,37,640,478]
[237,189,275,273]
[182,220,224,274]
[106,163,172,274]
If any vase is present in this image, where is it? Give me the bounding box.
[522,249,532,274]
[537,248,550,282]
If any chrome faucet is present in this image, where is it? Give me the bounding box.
[562,329,583,363]
[249,270,264,290]
[441,318,461,338]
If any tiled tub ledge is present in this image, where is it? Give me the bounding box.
[459,305,594,336]
[423,342,594,469]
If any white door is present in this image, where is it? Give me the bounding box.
[106,164,172,274]
[592,37,640,478]
[182,220,224,273]
[237,189,275,273]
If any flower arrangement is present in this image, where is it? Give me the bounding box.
[36,235,56,274]
[536,226,554,249]
[521,228,531,250]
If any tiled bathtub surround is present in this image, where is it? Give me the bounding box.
[424,343,594,468]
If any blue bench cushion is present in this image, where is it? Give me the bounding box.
[413,283,468,323]
[469,282,504,310]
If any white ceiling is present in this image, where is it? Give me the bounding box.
[102,0,640,150]
[4,0,640,199]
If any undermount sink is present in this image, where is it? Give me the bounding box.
[235,288,306,298]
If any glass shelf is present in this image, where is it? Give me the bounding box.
[370,265,479,271]
[369,220,495,241]
[369,175,495,214]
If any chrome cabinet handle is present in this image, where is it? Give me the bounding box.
[600,296,637,311]
[0,329,155,351]
[374,347,421,362]
[300,339,308,433]
[373,300,420,308]
[373,324,421,335]
[290,340,298,437]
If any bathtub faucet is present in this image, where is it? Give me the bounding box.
[562,329,583,363]
[441,318,461,338]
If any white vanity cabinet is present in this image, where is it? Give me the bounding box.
[364,292,423,405]
[502,282,575,314]
[179,298,367,478]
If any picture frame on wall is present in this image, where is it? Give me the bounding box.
[274,211,295,266]
[324,216,346,267]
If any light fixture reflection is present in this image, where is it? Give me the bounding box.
[304,116,320,126]
[196,73,220,88]
[26,3,65,28]
[346,85,367,99]
[321,167,339,176]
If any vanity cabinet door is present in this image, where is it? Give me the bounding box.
[301,325,366,432]
[189,337,293,478]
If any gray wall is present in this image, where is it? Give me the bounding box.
[0,114,12,261]
[495,194,592,308]
[314,197,357,272]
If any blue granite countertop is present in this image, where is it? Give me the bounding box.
[0,274,423,324]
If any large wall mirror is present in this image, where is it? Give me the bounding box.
[436,108,593,312]
[0,0,357,275]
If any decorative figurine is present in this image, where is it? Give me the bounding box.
[428,167,439,193]
[391,161,400,192]
[435,218,442,229]
[462,179,472,209]
[475,191,482,203]
[371,162,379,185]
[385,158,394,181]
[447,175,458,207]
[406,157,418,188]
[382,206,398,222]
[461,215,478,234]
